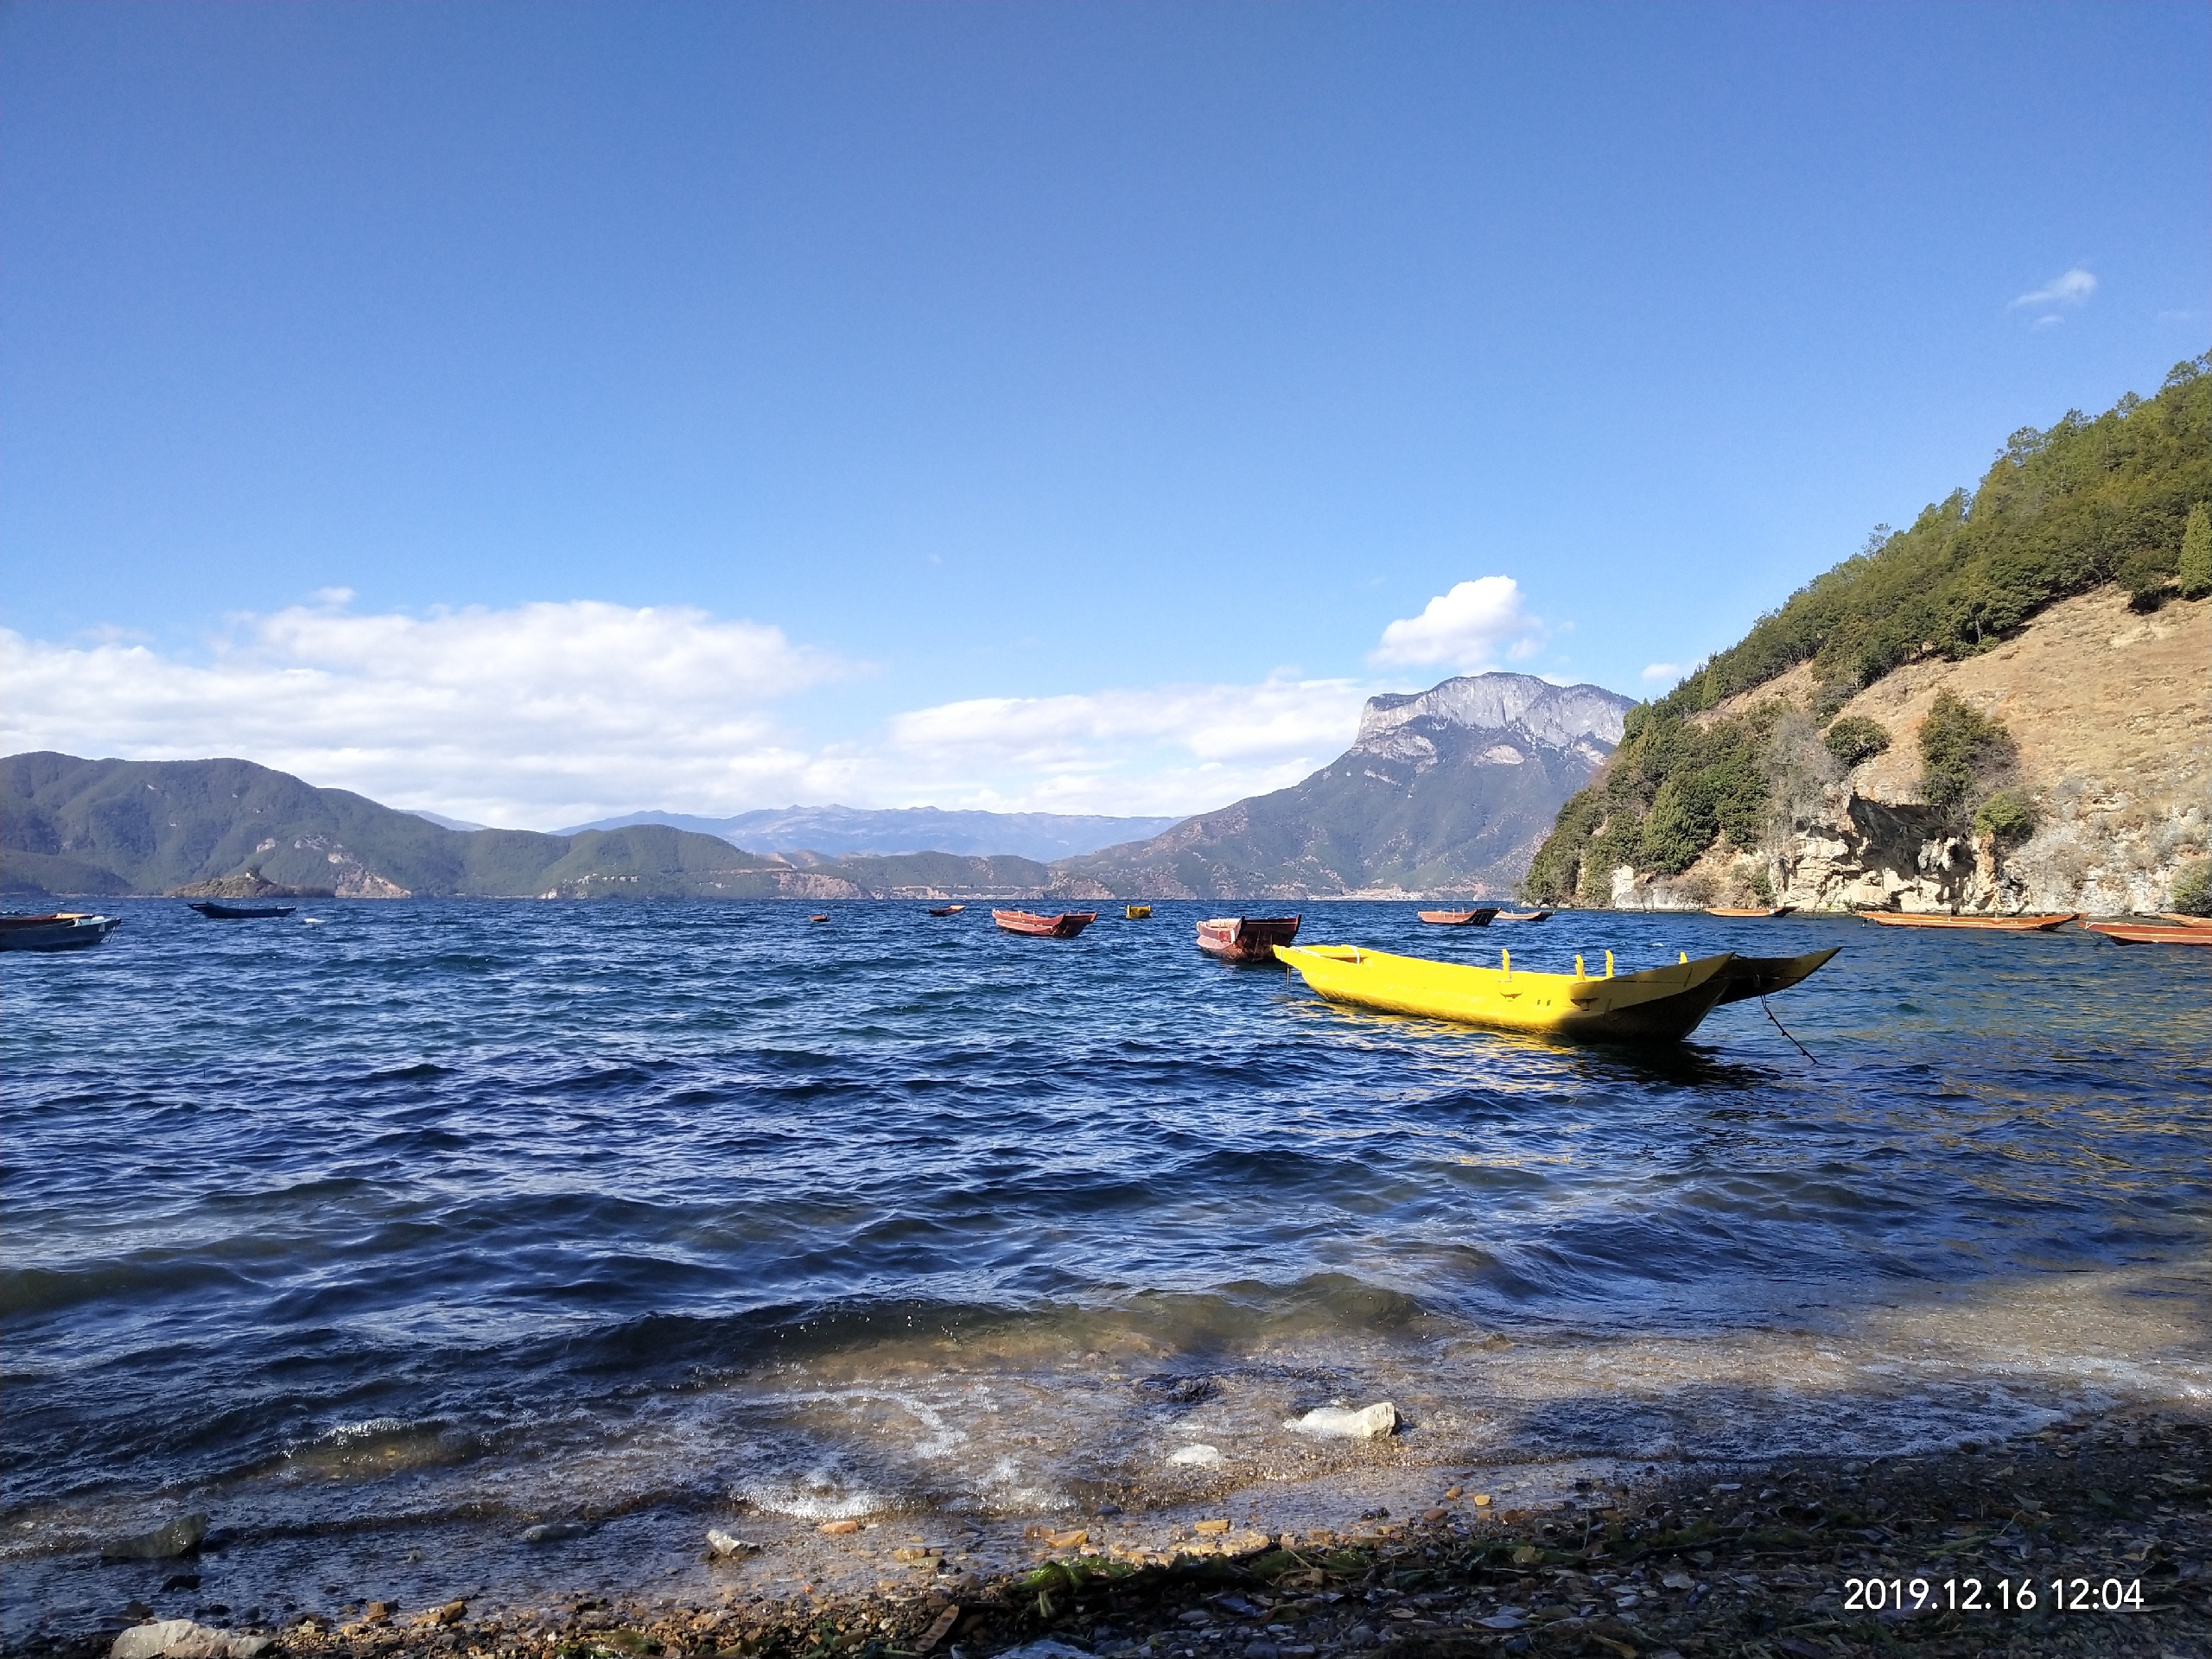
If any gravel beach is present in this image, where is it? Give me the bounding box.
[42,1405,2209,1659]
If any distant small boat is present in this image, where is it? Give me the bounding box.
[188,900,296,919]
[1125,905,1152,919]
[0,912,124,952]
[1417,908,1499,926]
[928,905,966,917]
[809,913,830,923]
[1495,910,1553,923]
[1196,915,1300,963]
[2156,913,2212,929]
[992,909,1097,938]
[2086,921,2212,947]
[1860,912,2076,931]
[1707,906,1795,918]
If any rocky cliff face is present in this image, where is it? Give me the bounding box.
[1610,589,2209,913]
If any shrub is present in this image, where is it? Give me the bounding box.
[1822,715,1891,766]
[1973,787,2038,843]
[1919,690,2015,811]
[2181,503,2212,599]
[2172,859,2212,917]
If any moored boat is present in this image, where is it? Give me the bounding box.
[1195,915,1300,963]
[1494,910,1552,923]
[927,905,965,917]
[2157,913,2212,929]
[0,912,124,952]
[1274,941,1834,1044]
[1710,948,1842,1004]
[1125,905,1152,919]
[1708,906,1795,918]
[188,900,297,919]
[1859,911,2076,931]
[2085,921,2212,946]
[992,908,1098,939]
[1416,908,1499,926]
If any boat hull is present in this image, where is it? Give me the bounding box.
[1707,906,1795,918]
[1196,915,1300,963]
[1273,943,1754,1044]
[2156,913,2212,929]
[1711,948,1842,1006]
[2086,922,2212,946]
[188,901,296,919]
[1415,908,1499,926]
[0,914,124,952]
[992,909,1097,938]
[1860,912,2076,931]
[1494,910,1551,923]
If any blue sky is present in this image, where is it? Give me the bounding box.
[3,2,2205,826]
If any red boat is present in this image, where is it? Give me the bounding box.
[1195,915,1301,963]
[1416,908,1499,926]
[2157,913,2212,929]
[2086,921,2212,946]
[992,908,1097,939]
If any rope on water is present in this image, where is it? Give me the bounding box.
[1763,995,1817,1063]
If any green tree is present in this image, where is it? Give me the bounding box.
[2171,859,2212,917]
[1973,787,2037,844]
[2180,503,2212,599]
[1918,690,2015,812]
[1821,715,1891,766]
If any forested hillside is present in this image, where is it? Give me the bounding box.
[1527,353,2212,906]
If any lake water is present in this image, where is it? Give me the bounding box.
[5,899,2208,1640]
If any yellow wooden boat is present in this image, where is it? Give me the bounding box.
[1273,943,1838,1044]
[1125,904,1153,919]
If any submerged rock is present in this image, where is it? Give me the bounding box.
[521,1521,590,1544]
[99,1515,208,1562]
[1285,1402,1397,1440]
[109,1621,270,1659]
[995,1642,1093,1659]
[1166,1444,1224,1466]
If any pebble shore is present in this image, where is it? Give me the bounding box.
[36,1408,2211,1659]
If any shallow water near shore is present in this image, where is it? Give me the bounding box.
[4,899,2209,1641]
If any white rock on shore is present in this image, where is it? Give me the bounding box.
[1284,1402,1397,1439]
[110,1621,269,1659]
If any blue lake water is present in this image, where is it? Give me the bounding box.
[5,899,2209,1638]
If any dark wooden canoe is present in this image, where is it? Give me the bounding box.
[188,901,297,919]
[1711,947,1841,1006]
[0,912,124,952]
[1416,908,1499,926]
[1196,915,1300,963]
[927,905,966,917]
[992,909,1097,938]
[1495,910,1552,923]
[1707,906,1795,918]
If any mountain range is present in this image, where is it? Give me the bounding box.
[1056,675,1631,898]
[3,673,1629,901]
[558,804,1182,861]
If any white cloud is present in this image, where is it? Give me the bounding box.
[1,598,855,828]
[2011,267,2096,314]
[883,677,1371,817]
[1640,662,1685,684]
[1370,576,1545,671]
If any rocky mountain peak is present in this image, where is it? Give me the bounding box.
[1354,673,1633,755]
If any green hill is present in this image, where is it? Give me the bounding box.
[1525,353,2212,905]
[0,752,798,899]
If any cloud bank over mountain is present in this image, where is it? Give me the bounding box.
[11,591,1546,827]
